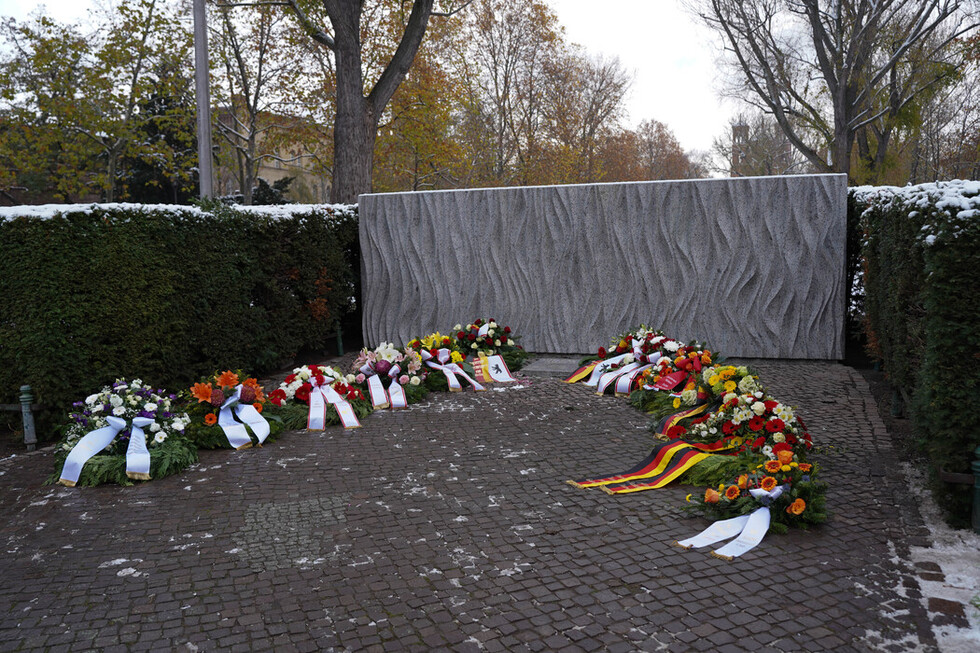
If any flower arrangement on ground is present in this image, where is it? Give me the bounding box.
[685,461,827,534]
[627,340,716,417]
[406,332,474,392]
[452,318,529,371]
[348,342,428,407]
[183,370,284,449]
[51,379,196,487]
[269,364,372,430]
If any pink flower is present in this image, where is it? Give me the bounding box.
[355,373,366,384]
[399,375,409,385]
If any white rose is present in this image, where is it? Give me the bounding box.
[751,401,766,415]
[471,343,478,349]
[454,324,462,331]
[410,376,421,386]
[346,374,356,384]
[494,339,501,347]
[772,432,786,443]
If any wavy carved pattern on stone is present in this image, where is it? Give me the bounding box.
[360,175,846,359]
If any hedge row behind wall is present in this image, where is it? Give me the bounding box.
[0,202,358,438]
[853,181,980,527]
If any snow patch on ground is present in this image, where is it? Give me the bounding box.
[902,463,980,652]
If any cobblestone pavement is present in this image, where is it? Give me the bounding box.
[0,361,954,652]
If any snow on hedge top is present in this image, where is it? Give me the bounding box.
[851,179,979,245]
[0,202,357,223]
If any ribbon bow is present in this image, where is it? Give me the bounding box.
[59,415,156,487]
[308,377,361,429]
[361,359,408,410]
[217,385,271,449]
[675,485,786,560]
[422,349,485,392]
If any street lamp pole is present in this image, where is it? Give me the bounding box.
[193,0,214,198]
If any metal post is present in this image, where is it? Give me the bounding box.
[972,445,980,534]
[20,385,36,452]
[193,0,214,198]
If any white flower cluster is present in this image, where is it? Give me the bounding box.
[65,379,188,451]
[278,365,345,401]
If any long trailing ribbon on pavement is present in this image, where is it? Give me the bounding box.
[59,415,155,487]
[217,384,271,449]
[361,361,408,410]
[422,348,485,392]
[308,378,361,429]
[675,486,785,559]
[566,439,736,493]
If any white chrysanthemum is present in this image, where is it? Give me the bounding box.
[662,340,679,352]
[681,389,698,405]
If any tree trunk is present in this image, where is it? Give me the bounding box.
[331,93,377,204]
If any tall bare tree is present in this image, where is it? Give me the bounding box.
[285,0,471,203]
[691,0,980,179]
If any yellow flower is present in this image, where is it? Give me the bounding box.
[685,493,692,503]
[451,351,464,364]
[673,397,681,408]
[781,465,792,472]
[709,375,720,385]
[724,380,737,392]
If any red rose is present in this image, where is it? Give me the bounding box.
[474,319,483,326]
[485,337,494,345]
[765,418,785,432]
[468,333,476,341]
[457,331,465,339]
[442,337,451,346]
[748,416,765,432]
[295,383,312,403]
[504,326,511,334]
[500,335,508,344]
[597,347,607,359]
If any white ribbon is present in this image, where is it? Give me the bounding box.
[308,380,360,429]
[60,415,155,486]
[676,486,785,560]
[596,361,641,395]
[423,349,485,392]
[584,353,630,387]
[217,385,270,449]
[614,363,653,396]
[362,363,408,409]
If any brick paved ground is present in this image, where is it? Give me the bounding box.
[0,361,948,651]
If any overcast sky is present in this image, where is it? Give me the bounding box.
[0,0,737,153]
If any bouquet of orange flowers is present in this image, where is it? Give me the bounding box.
[183,370,284,449]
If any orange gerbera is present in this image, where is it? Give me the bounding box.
[217,371,239,389]
[204,413,217,425]
[787,498,806,515]
[253,402,263,413]
[764,460,782,473]
[724,485,741,500]
[191,382,213,403]
[760,476,778,492]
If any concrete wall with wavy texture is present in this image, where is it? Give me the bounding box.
[359,174,847,359]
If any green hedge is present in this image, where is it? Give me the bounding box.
[853,181,980,527]
[0,202,358,438]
